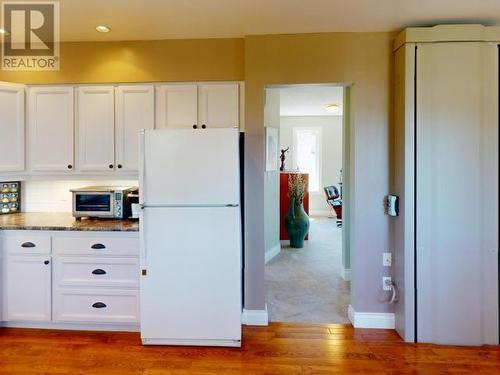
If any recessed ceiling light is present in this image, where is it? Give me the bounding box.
[95,25,111,33]
[325,104,340,113]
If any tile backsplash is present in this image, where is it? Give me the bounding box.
[22,180,138,213]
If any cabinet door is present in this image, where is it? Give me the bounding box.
[76,86,115,171]
[199,83,239,129]
[156,84,198,129]
[4,255,52,321]
[29,86,74,171]
[115,85,154,172]
[0,82,25,172]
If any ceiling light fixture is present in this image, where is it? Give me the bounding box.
[95,25,111,33]
[325,104,340,113]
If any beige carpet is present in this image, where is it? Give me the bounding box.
[265,217,350,323]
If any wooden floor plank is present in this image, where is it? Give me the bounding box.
[1,323,498,374]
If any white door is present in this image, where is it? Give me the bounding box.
[76,86,115,171]
[115,85,154,172]
[0,82,25,172]
[199,83,239,129]
[416,42,498,345]
[142,128,240,206]
[4,255,52,321]
[28,86,74,171]
[140,207,241,343]
[156,84,198,129]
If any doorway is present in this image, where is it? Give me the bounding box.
[264,84,351,323]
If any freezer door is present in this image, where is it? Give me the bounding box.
[140,207,242,344]
[141,128,240,206]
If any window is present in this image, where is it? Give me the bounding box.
[292,127,322,192]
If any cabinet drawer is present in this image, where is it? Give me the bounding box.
[3,235,51,254]
[53,236,139,256]
[54,256,139,288]
[53,289,139,323]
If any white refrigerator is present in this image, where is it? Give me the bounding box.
[139,128,242,347]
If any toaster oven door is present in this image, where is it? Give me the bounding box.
[73,192,114,217]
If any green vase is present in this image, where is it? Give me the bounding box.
[284,197,310,248]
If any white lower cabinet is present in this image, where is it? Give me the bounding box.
[4,254,52,322]
[53,288,139,324]
[1,231,139,329]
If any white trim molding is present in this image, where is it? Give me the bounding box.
[340,266,351,281]
[242,305,269,326]
[348,305,395,329]
[265,244,281,264]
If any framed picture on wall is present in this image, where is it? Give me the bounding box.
[266,127,279,171]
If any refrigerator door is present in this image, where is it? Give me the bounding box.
[140,206,242,346]
[141,128,240,206]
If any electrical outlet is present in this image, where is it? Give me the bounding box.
[383,252,392,266]
[383,276,392,291]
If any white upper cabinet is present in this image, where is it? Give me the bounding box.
[199,84,239,129]
[115,85,155,172]
[0,82,25,172]
[29,86,74,172]
[156,84,198,129]
[76,86,115,172]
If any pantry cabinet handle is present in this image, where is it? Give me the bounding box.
[92,269,107,275]
[21,242,36,248]
[91,243,106,249]
[92,302,107,309]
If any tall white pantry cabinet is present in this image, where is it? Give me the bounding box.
[393,25,499,346]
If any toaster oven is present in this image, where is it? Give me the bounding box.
[71,186,138,219]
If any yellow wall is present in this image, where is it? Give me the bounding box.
[243,32,395,311]
[0,38,244,84]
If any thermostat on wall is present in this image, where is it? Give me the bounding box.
[385,194,399,217]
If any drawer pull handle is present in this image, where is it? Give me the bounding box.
[92,302,107,309]
[91,243,106,249]
[21,242,36,248]
[92,269,107,275]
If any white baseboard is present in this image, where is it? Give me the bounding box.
[309,209,333,217]
[265,243,281,264]
[241,304,269,326]
[341,266,351,281]
[348,305,395,329]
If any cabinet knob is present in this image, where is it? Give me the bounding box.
[201,124,207,129]
[44,260,50,265]
[21,242,36,248]
[117,164,123,169]
[91,243,106,249]
[67,164,73,169]
[193,124,198,129]
[92,269,107,275]
[92,302,107,309]
[109,164,114,169]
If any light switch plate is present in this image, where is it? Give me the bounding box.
[383,252,392,266]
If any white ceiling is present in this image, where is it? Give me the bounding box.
[27,0,500,41]
[279,85,344,117]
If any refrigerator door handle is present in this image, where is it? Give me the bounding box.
[139,207,147,274]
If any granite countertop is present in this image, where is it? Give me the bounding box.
[0,213,139,232]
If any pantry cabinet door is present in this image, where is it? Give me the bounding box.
[199,83,239,129]
[29,86,74,171]
[76,86,115,172]
[156,84,198,129]
[0,82,25,172]
[115,85,154,172]
[4,255,52,321]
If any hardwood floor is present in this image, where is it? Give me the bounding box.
[0,323,499,374]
